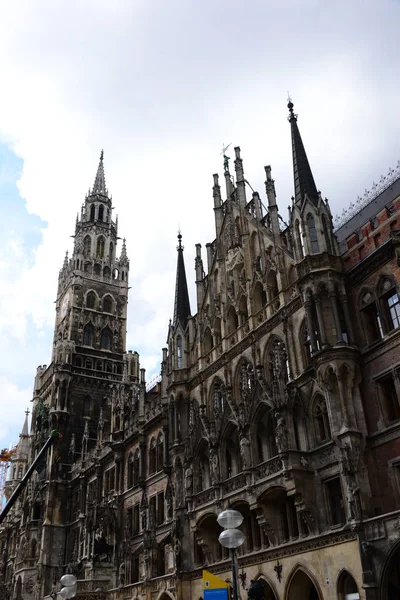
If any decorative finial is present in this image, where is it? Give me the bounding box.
[25,408,29,417]
[100,149,104,161]
[221,142,231,173]
[287,95,297,122]
[177,231,183,251]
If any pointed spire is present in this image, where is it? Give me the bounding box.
[288,99,319,206]
[21,409,29,437]
[91,149,108,196]
[173,233,191,328]
[119,237,129,266]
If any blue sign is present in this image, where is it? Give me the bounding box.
[204,589,229,600]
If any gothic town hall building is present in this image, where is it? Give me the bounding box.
[2,102,400,600]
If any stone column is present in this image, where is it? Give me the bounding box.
[329,289,344,344]
[314,294,328,348]
[340,293,355,344]
[304,299,318,353]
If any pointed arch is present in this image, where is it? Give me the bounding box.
[100,327,113,351]
[252,403,278,462]
[253,281,267,314]
[249,576,277,600]
[83,235,91,258]
[86,291,96,309]
[227,305,239,334]
[307,213,320,253]
[312,393,331,445]
[149,437,157,474]
[322,214,333,253]
[266,270,279,302]
[238,295,249,324]
[157,432,164,472]
[103,265,111,279]
[98,204,104,221]
[176,335,183,368]
[83,322,94,346]
[285,564,322,600]
[90,205,95,221]
[337,569,360,600]
[203,327,213,354]
[223,422,241,478]
[96,235,105,258]
[102,295,113,313]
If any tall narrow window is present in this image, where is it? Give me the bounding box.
[379,376,400,423]
[307,213,320,253]
[149,438,157,474]
[387,292,400,330]
[96,236,105,259]
[326,477,345,525]
[90,205,95,221]
[157,492,165,525]
[100,327,113,351]
[322,214,333,253]
[83,235,91,258]
[133,449,140,485]
[360,291,383,343]
[86,292,96,309]
[157,433,164,471]
[103,296,113,312]
[295,220,304,259]
[98,204,104,221]
[313,396,331,444]
[83,323,94,346]
[177,336,182,368]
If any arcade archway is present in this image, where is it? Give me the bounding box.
[337,570,360,600]
[381,541,400,599]
[286,568,321,600]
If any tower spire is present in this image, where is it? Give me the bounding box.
[173,232,191,328]
[91,149,108,196]
[288,99,319,206]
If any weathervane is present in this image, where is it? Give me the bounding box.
[221,142,231,172]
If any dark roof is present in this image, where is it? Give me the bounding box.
[173,234,191,328]
[335,176,400,253]
[288,101,319,207]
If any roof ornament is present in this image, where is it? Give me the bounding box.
[334,160,400,230]
[221,142,231,172]
[287,93,297,122]
[177,230,183,251]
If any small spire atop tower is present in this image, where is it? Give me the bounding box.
[287,99,319,206]
[21,409,29,437]
[173,232,191,328]
[91,149,108,196]
[119,238,129,266]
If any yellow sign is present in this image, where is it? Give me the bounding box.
[202,570,229,590]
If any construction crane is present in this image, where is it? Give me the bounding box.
[0,430,60,526]
[0,446,17,507]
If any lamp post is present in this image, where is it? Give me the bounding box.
[217,508,245,600]
[59,574,77,599]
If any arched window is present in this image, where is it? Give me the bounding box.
[96,236,105,259]
[256,411,278,462]
[295,219,304,259]
[86,292,96,309]
[203,327,213,354]
[83,323,94,346]
[83,395,91,417]
[149,438,157,474]
[307,213,320,253]
[337,570,360,600]
[378,277,400,333]
[103,266,111,279]
[110,242,114,260]
[31,538,37,558]
[84,262,92,273]
[359,289,383,344]
[322,214,332,253]
[313,395,331,444]
[157,433,164,471]
[238,295,248,324]
[90,205,95,221]
[227,305,239,334]
[177,336,183,368]
[83,235,91,258]
[94,263,101,275]
[98,204,104,221]
[214,318,222,345]
[133,448,140,485]
[267,270,279,302]
[100,327,113,351]
[128,453,134,488]
[103,295,113,313]
[253,282,267,314]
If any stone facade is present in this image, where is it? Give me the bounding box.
[1,104,400,600]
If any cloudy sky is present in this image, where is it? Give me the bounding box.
[0,0,399,446]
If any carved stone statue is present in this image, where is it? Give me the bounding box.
[239,434,251,470]
[209,447,219,485]
[184,467,193,495]
[274,411,288,453]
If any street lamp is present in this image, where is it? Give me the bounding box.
[59,574,77,599]
[217,509,245,600]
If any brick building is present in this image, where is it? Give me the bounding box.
[1,102,400,600]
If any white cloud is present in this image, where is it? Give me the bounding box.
[0,376,32,446]
[0,0,399,441]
